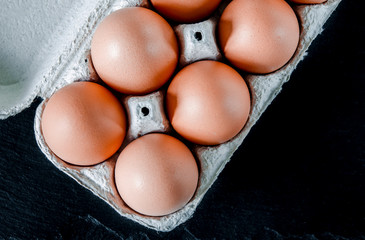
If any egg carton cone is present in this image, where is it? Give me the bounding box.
[1,0,341,232]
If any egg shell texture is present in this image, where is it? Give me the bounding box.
[29,0,342,232]
[41,81,127,166]
[114,133,199,217]
[91,7,179,95]
[290,0,327,4]
[166,60,251,145]
[150,0,222,23]
[218,0,300,74]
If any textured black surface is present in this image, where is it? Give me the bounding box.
[0,1,364,239]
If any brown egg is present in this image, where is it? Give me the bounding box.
[114,133,199,216]
[91,7,179,95]
[150,0,222,23]
[289,0,326,4]
[166,60,251,145]
[41,82,127,166]
[218,0,300,74]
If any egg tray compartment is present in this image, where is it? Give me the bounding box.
[29,0,344,232]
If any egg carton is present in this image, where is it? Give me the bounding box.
[0,0,341,232]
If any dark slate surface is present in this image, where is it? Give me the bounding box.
[0,1,364,239]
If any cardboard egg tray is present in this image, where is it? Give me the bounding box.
[0,0,341,231]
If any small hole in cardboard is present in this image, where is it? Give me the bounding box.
[141,107,149,116]
[194,32,202,41]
